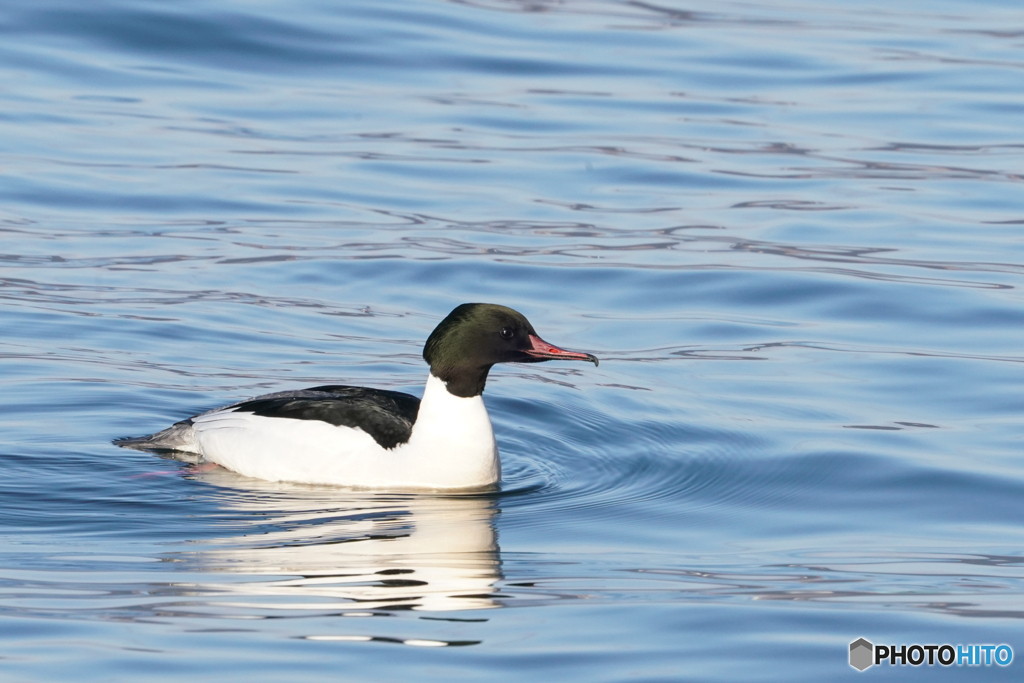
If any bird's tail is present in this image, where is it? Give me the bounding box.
[113,420,201,454]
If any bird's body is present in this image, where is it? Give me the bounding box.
[116,304,597,489]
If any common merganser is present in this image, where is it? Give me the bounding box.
[115,303,598,489]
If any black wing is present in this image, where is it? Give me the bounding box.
[228,385,421,450]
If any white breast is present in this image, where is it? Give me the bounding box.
[191,374,499,489]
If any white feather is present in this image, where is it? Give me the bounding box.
[191,374,499,489]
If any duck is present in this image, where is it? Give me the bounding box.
[115,303,598,489]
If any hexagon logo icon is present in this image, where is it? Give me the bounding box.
[850,638,874,671]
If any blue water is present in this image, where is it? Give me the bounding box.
[3,0,1024,679]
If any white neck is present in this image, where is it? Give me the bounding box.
[393,373,499,489]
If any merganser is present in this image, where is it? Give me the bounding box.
[115,303,598,489]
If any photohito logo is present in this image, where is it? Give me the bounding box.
[849,638,1012,671]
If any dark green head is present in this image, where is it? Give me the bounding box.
[423,303,598,397]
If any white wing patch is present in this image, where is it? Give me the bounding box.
[193,410,388,485]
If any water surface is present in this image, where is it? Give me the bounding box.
[2,0,1024,680]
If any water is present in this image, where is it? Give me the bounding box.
[2,0,1024,679]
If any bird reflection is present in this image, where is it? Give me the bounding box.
[181,465,502,613]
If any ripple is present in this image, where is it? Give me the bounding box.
[494,396,786,530]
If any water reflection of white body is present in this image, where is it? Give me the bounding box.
[184,467,501,613]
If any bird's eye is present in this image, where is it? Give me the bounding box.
[500,326,514,340]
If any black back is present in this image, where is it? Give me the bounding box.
[228,385,420,450]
